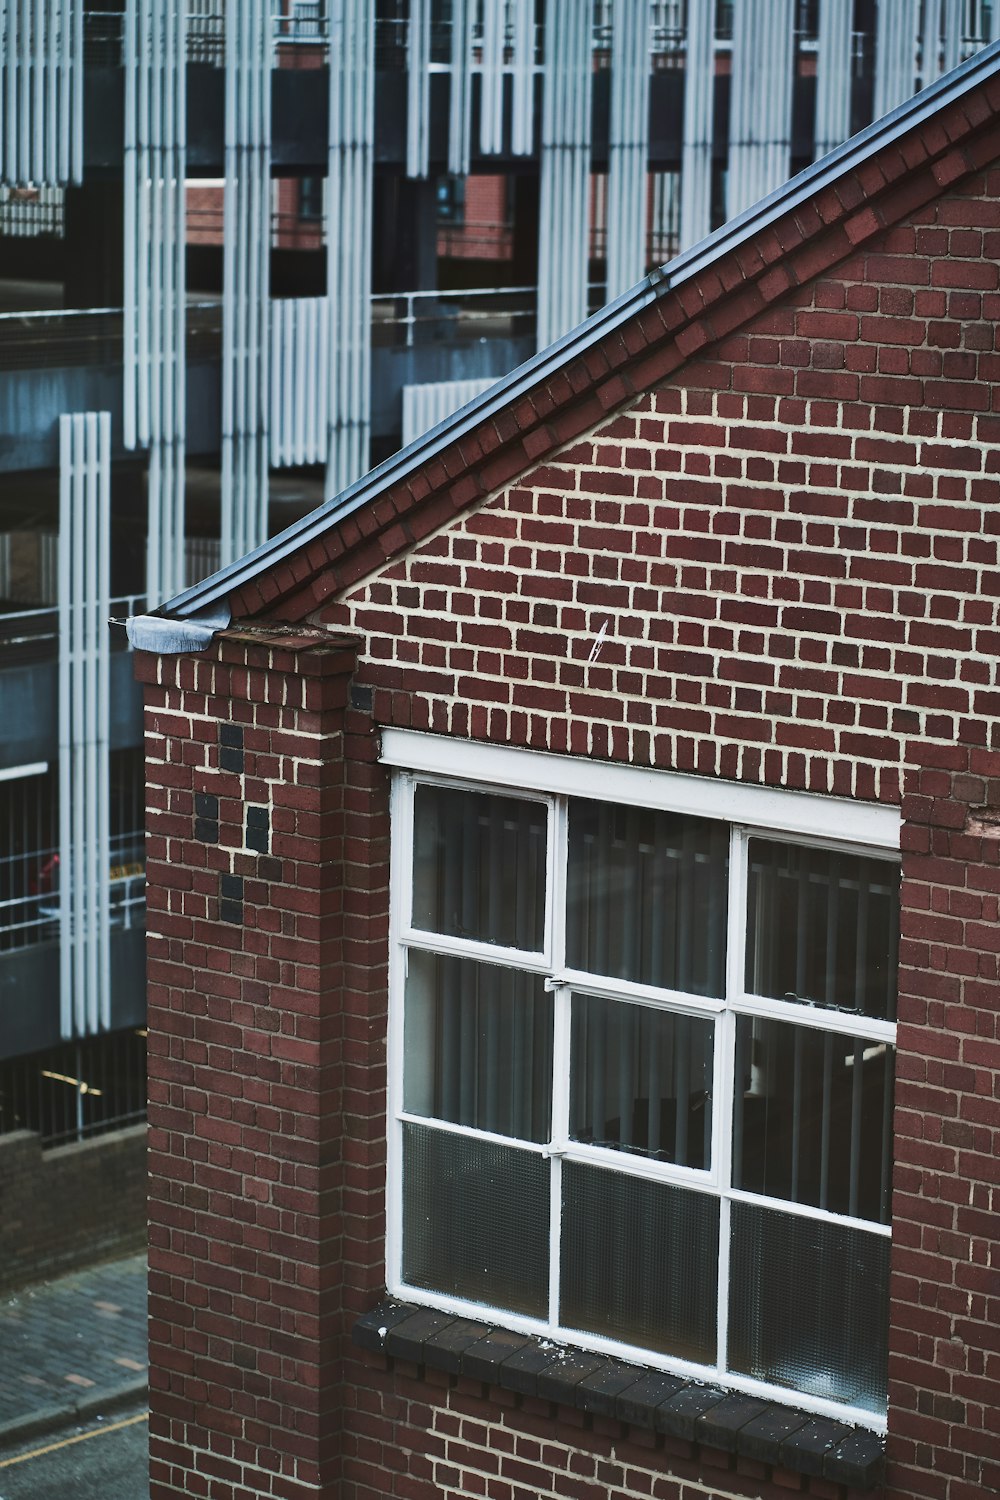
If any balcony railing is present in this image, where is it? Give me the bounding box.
[371,285,537,349]
[0,303,222,370]
[0,1026,148,1147]
[0,594,145,657]
[0,831,145,956]
[0,287,540,365]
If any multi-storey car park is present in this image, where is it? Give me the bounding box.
[1,0,999,1274]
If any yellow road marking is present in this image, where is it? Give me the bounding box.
[0,1410,148,1468]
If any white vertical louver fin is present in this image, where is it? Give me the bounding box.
[874,0,919,115]
[727,0,795,221]
[926,0,965,81]
[270,296,330,467]
[401,377,497,447]
[220,0,272,566]
[58,412,111,1039]
[536,0,593,350]
[406,0,431,177]
[510,0,535,155]
[326,0,374,494]
[123,0,187,608]
[0,0,83,186]
[815,0,853,159]
[448,0,474,176]
[606,0,651,298]
[942,0,965,72]
[480,0,506,155]
[678,0,714,251]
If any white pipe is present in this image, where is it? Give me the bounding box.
[537,0,593,349]
[406,0,430,177]
[221,0,272,564]
[607,0,650,298]
[57,413,72,1038]
[511,0,534,155]
[448,0,473,176]
[874,0,919,116]
[727,0,794,221]
[815,0,853,160]
[480,0,505,155]
[326,0,373,494]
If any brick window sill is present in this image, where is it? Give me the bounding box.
[353,1301,884,1492]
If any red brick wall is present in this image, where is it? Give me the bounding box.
[309,162,1000,1500]
[0,1125,146,1294]
[139,635,375,1500]
[438,175,513,262]
[144,104,1000,1500]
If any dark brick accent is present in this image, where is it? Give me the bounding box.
[245,804,269,854]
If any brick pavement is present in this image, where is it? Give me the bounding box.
[0,1252,147,1438]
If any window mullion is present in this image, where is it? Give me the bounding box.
[548,797,570,1332]
[716,824,747,1382]
[386,771,415,1295]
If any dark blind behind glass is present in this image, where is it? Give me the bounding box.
[746,840,899,1021]
[405,951,553,1142]
[567,801,728,995]
[412,783,547,951]
[732,1015,894,1224]
[570,992,713,1169]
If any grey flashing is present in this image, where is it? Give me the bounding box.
[124,601,231,655]
[155,40,1000,627]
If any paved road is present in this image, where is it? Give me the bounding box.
[0,1404,148,1500]
[0,1254,147,1430]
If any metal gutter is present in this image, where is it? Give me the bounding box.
[145,36,1000,640]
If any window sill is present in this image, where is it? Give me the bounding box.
[353,1301,885,1492]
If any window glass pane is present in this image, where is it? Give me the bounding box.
[732,1017,894,1224]
[402,1123,549,1318]
[746,841,899,1021]
[570,993,713,1169]
[412,784,547,951]
[729,1201,890,1414]
[560,1162,719,1363]
[567,801,728,995]
[405,951,552,1142]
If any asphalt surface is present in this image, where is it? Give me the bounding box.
[0,1253,149,1496]
[0,1405,149,1499]
[0,1254,147,1433]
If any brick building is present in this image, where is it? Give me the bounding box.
[131,40,1000,1500]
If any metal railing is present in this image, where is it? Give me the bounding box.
[0,830,145,955]
[0,301,222,370]
[187,203,324,249]
[371,284,537,349]
[0,287,540,364]
[0,593,145,654]
[0,1027,147,1147]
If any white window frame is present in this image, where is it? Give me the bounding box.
[383,731,899,1434]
